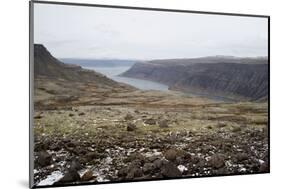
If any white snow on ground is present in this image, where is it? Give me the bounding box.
[177,165,188,173]
[144,149,162,157]
[37,171,64,186]
[259,159,265,164]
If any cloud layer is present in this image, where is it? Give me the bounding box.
[34,3,268,60]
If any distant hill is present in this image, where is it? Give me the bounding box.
[34,44,123,87]
[144,56,268,65]
[60,58,136,67]
[122,56,268,101]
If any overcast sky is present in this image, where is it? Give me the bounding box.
[34,3,268,60]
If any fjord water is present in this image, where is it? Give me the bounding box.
[84,66,169,91]
[84,66,235,102]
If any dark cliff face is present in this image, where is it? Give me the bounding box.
[122,57,268,101]
[34,44,119,86]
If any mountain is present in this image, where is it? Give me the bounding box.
[59,58,136,67]
[121,56,268,101]
[34,44,121,86]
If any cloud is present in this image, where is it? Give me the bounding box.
[34,3,268,59]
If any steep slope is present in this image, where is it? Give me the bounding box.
[33,44,136,110]
[122,57,268,101]
[34,44,119,86]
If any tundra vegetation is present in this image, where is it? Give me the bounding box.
[33,45,268,186]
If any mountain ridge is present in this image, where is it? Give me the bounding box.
[122,57,268,101]
[34,44,126,87]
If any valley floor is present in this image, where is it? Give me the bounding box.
[33,78,269,186]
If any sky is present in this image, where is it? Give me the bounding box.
[34,3,268,60]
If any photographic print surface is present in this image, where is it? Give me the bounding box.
[30,1,269,188]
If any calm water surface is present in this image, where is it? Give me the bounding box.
[84,66,169,91]
[84,66,236,102]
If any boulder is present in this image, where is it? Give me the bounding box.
[55,169,80,184]
[235,153,248,162]
[124,113,133,120]
[81,170,95,181]
[232,126,242,132]
[127,122,136,131]
[208,154,225,169]
[164,149,178,161]
[144,118,156,125]
[117,167,128,177]
[126,166,143,179]
[159,120,169,128]
[161,162,182,178]
[69,158,82,171]
[78,112,85,116]
[259,161,269,172]
[37,151,52,167]
[142,163,155,174]
[153,159,165,169]
[217,122,226,128]
[85,152,106,161]
[34,115,43,119]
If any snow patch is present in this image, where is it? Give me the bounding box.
[144,149,162,157]
[37,171,63,186]
[177,165,188,173]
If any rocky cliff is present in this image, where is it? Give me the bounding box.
[122,57,268,101]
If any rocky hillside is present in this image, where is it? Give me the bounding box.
[33,44,136,111]
[34,44,120,87]
[122,57,268,101]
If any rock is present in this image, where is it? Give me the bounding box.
[208,154,225,169]
[117,167,128,177]
[159,120,169,128]
[124,113,133,120]
[81,170,95,181]
[175,157,185,165]
[147,155,160,162]
[37,151,52,167]
[161,162,182,178]
[49,143,61,151]
[190,156,200,164]
[55,169,80,184]
[69,158,82,171]
[124,153,145,165]
[78,112,85,116]
[262,126,268,136]
[66,141,76,148]
[76,147,87,156]
[34,115,42,119]
[235,153,248,162]
[232,126,242,132]
[142,163,155,174]
[207,125,213,129]
[197,159,206,168]
[153,159,165,169]
[164,149,177,161]
[117,160,143,179]
[217,122,226,128]
[127,122,136,131]
[144,118,156,125]
[213,167,228,175]
[85,152,106,161]
[259,161,269,172]
[126,165,143,179]
[150,143,163,149]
